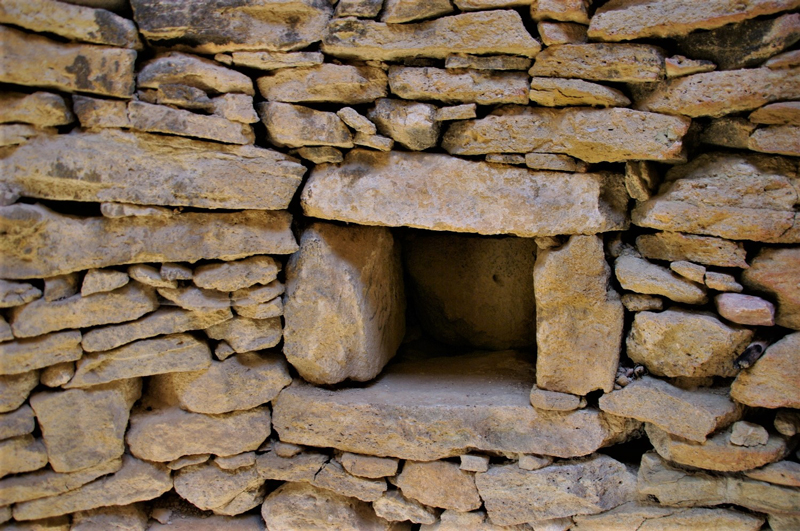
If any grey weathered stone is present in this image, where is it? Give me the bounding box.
[373,490,437,525]
[0,124,55,147]
[530,44,665,82]
[120,267,172,290]
[256,448,328,483]
[312,460,387,502]
[530,387,585,412]
[167,454,210,471]
[354,132,394,151]
[0,371,39,413]
[670,261,706,283]
[174,461,262,511]
[443,106,689,162]
[161,263,193,281]
[0,435,48,478]
[0,203,298,279]
[81,268,129,296]
[381,0,453,22]
[70,504,149,531]
[742,247,800,329]
[30,379,141,473]
[476,455,637,525]
[705,271,743,292]
[460,455,490,473]
[338,107,377,135]
[257,64,387,104]
[258,102,354,149]
[210,93,257,124]
[488,154,526,165]
[216,452,256,471]
[434,104,476,121]
[302,150,628,237]
[615,255,708,305]
[537,21,588,46]
[38,362,74,388]
[284,222,405,385]
[572,504,763,531]
[293,146,343,164]
[72,95,131,129]
[701,117,756,148]
[0,26,136,98]
[731,332,800,408]
[529,78,630,107]
[205,316,282,353]
[729,420,770,446]
[273,351,640,461]
[0,315,13,343]
[101,203,173,219]
[389,67,530,105]
[335,0,383,17]
[0,404,34,441]
[368,99,440,151]
[273,442,303,458]
[231,281,284,307]
[322,10,541,61]
[0,331,82,375]
[340,453,399,479]
[745,460,800,487]
[158,286,229,311]
[126,101,254,145]
[397,460,481,511]
[194,256,279,292]
[635,232,749,268]
[138,52,254,95]
[446,53,532,71]
[131,0,332,54]
[0,92,73,127]
[0,280,41,308]
[224,51,324,71]
[144,82,213,110]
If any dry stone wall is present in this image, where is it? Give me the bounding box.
[0,0,799,529]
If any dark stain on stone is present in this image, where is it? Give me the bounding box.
[94,10,129,47]
[65,55,93,90]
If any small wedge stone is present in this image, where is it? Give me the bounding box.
[0,435,47,478]
[381,0,453,23]
[742,247,800,329]
[670,261,706,283]
[312,460,387,502]
[373,490,437,525]
[340,453,399,479]
[537,21,588,46]
[368,98,440,150]
[0,404,34,441]
[705,271,743,292]
[0,280,41,308]
[205,316,282,353]
[745,460,800,487]
[446,54,532,71]
[434,104,476,121]
[526,153,588,172]
[127,102,255,145]
[529,77,631,107]
[0,371,39,413]
[0,92,73,127]
[158,286,229,311]
[397,460,481,511]
[665,55,717,77]
[80,269,129,296]
[636,232,749,268]
[531,0,590,24]
[194,256,279,292]
[225,51,324,71]
[43,274,79,302]
[39,362,75,388]
[750,101,800,125]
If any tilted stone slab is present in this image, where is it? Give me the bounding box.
[635,232,749,268]
[13,455,172,521]
[588,0,800,41]
[273,350,640,461]
[632,152,800,243]
[732,332,800,408]
[443,107,689,163]
[529,44,665,82]
[395,460,480,511]
[312,460,387,503]
[0,331,82,375]
[0,25,136,98]
[138,52,254,95]
[301,149,628,237]
[0,92,74,127]
[529,77,631,107]
[615,255,709,305]
[0,203,298,279]
[0,457,121,505]
[388,67,530,105]
[257,64,387,104]
[321,10,541,61]
[0,129,305,210]
[742,247,800,330]
[130,0,333,54]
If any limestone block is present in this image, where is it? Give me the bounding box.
[749,124,800,156]
[373,490,437,525]
[730,420,769,447]
[0,371,39,413]
[531,44,665,82]
[174,461,262,511]
[525,153,588,172]
[434,104,476,121]
[12,455,172,521]
[705,271,743,292]
[742,247,800,329]
[127,102,254,145]
[148,513,264,530]
[0,204,298,279]
[157,286,229,312]
[102,203,172,219]
[445,54,532,71]
[38,362,75,389]
[0,92,73,127]
[0,124,54,147]
[0,404,34,441]
[615,255,708,303]
[635,67,800,118]
[82,307,231,352]
[70,504,148,531]
[194,256,279,292]
[635,232,748,268]
[588,0,800,41]
[519,455,553,472]
[322,10,541,60]
[665,55,717,77]
[66,334,211,388]
[531,0,589,23]
[530,388,585,412]
[535,235,623,395]
[216,453,256,471]
[30,379,141,473]
[335,0,382,17]
[670,261,706,283]
[80,269,128,297]
[232,282,284,306]
[255,448,328,483]
[766,48,800,68]
[205,316,282,353]
[598,376,740,442]
[626,309,752,378]
[257,64,387,104]
[701,117,756,148]
[731,332,800,408]
[130,0,332,53]
[0,435,48,478]
[381,0,453,22]
[138,52,253,95]
[354,132,394,151]
[0,331,82,375]
[368,99,440,150]
[337,108,377,135]
[574,505,763,531]
[635,152,800,243]
[443,106,689,162]
[0,129,305,210]
[302,150,628,236]
[161,263,192,281]
[147,351,291,414]
[745,460,800,487]
[72,95,131,129]
[210,93,257,124]
[225,51,324,71]
[0,280,41,308]
[0,317,13,343]
[460,455,490,473]
[273,351,640,460]
[396,460,481,511]
[258,102,353,149]
[126,405,271,462]
[0,26,136,98]
[537,21,588,46]
[475,455,637,524]
[750,101,800,125]
[529,78,630,107]
[389,67,529,105]
[312,460,387,502]
[0,458,121,505]
[340,453,399,478]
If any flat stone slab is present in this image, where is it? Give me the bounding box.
[635,232,749,268]
[257,64,387,104]
[137,52,254,95]
[0,203,297,279]
[127,102,254,145]
[0,92,73,127]
[530,44,665,82]
[529,77,630,107]
[321,10,541,61]
[273,350,640,461]
[0,331,82,375]
[0,372,39,414]
[443,106,689,163]
[388,67,530,105]
[302,149,627,237]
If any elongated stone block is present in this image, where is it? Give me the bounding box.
[0,92,73,127]
[0,203,297,279]
[443,106,689,163]
[273,351,640,461]
[0,331,82,375]
[530,44,665,82]
[257,64,387,104]
[138,52,254,95]
[127,102,254,145]
[635,232,748,268]
[389,67,530,105]
[302,149,627,237]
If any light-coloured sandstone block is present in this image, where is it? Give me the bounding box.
[70,504,149,531]
[194,256,279,292]
[635,232,749,268]
[750,101,800,125]
[368,99,440,151]
[530,44,665,82]
[312,460,387,502]
[0,458,121,506]
[205,316,282,353]
[257,64,387,104]
[0,331,82,375]
[174,461,262,512]
[224,51,324,71]
[258,101,353,149]
[0,404,34,441]
[396,460,481,511]
[389,67,530,105]
[81,269,129,297]
[537,21,588,46]
[0,435,48,478]
[0,371,39,413]
[138,52,253,95]
[731,332,800,408]
[745,460,800,487]
[126,101,254,145]
[529,77,630,107]
[615,254,707,304]
[373,490,437,525]
[742,247,800,329]
[749,124,800,156]
[0,92,73,127]
[340,453,399,479]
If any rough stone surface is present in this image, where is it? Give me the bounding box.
[574,504,763,531]
[446,54,532,71]
[0,280,41,308]
[381,0,453,23]
[37,362,75,388]
[138,52,254,95]
[743,247,800,329]
[530,388,585,412]
[476,455,637,525]
[368,99,440,151]
[30,379,141,473]
[158,286,229,312]
[335,0,382,17]
[670,261,706,283]
[532,0,589,23]
[43,275,79,303]
[749,124,800,156]
[731,332,800,408]
[126,405,271,462]
[302,149,628,237]
[389,67,530,105]
[0,203,298,279]
[0,26,136,98]
[526,153,588,172]
[0,331,82,375]
[745,460,800,487]
[284,222,404,385]
[194,256,279,292]
[225,51,324,71]
[535,235,623,395]
[0,124,55,147]
[126,101,254,145]
[665,55,717,77]
[174,461,262,511]
[730,420,770,446]
[207,316,285,353]
[338,107,377,135]
[624,161,660,202]
[701,117,757,149]
[636,232,749,268]
[529,77,631,107]
[312,460,387,502]
[0,404,35,441]
[750,101,800,125]
[373,490,437,525]
[0,92,73,127]
[322,10,541,61]
[216,452,256,471]
[255,448,328,483]
[274,351,640,460]
[258,64,387,104]
[434,104,477,121]
[716,293,775,326]
[396,460,481,511]
[70,504,149,531]
[538,21,588,46]
[705,271,743,292]
[259,102,353,149]
[615,255,708,304]
[81,268,129,296]
[0,371,39,413]
[0,458,121,506]
[626,309,752,378]
[0,435,48,478]
[127,266,176,290]
[530,44,665,82]
[404,232,536,350]
[340,453,399,479]
[598,376,741,442]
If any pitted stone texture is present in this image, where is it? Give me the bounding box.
[396,460,481,511]
[404,232,536,350]
[368,99,440,151]
[529,78,631,107]
[598,376,740,442]
[742,247,800,329]
[0,458,121,506]
[635,67,800,118]
[446,54,532,71]
[526,153,588,172]
[312,460,387,502]
[0,203,298,279]
[749,124,800,156]
[256,448,328,483]
[340,453,399,479]
[615,255,707,305]
[30,379,141,473]
[635,232,749,268]
[70,504,149,531]
[284,222,405,385]
[389,67,530,105]
[0,331,82,375]
[335,0,382,17]
[0,435,47,478]
[72,95,130,129]
[0,92,73,127]
[258,102,353,149]
[381,0,453,22]
[81,268,129,296]
[476,455,637,525]
[225,51,324,71]
[0,371,39,413]
[38,362,74,389]
[530,44,665,83]
[302,150,628,237]
[148,512,264,530]
[666,55,717,78]
[127,102,254,145]
[0,404,35,441]
[0,124,55,147]
[322,10,541,61]
[211,93,258,124]
[373,490,437,525]
[530,388,585,412]
[273,351,640,461]
[194,256,279,292]
[131,0,332,54]
[420,509,527,530]
[257,64,387,104]
[632,152,800,243]
[137,52,254,95]
[534,235,623,395]
[206,316,283,353]
[443,106,689,163]
[126,405,271,462]
[572,504,764,531]
[174,461,262,512]
[148,352,291,414]
[532,0,590,23]
[12,455,172,521]
[158,286,229,312]
[731,332,800,408]
[0,26,136,98]
[751,102,800,125]
[0,280,41,308]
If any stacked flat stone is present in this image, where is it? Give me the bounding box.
[0,0,798,528]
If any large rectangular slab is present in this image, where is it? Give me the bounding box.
[0,203,298,279]
[0,129,305,210]
[301,149,628,237]
[272,350,640,460]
